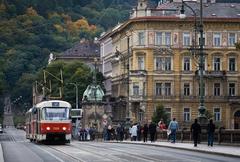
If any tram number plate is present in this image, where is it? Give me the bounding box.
[53,127,60,130]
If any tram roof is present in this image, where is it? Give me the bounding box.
[35,100,71,109]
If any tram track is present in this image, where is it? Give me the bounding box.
[45,143,86,162]
[72,141,202,162]
[47,143,120,162]
[43,141,190,162]
[71,141,163,162]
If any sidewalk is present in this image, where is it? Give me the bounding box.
[113,140,240,158]
[0,144,4,162]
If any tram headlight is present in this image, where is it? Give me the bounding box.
[46,127,50,130]
[62,127,66,131]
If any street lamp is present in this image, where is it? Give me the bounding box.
[179,0,197,57]
[179,0,206,122]
[93,57,98,126]
[68,82,80,138]
[115,35,131,123]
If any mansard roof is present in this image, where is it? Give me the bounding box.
[155,1,240,19]
[99,1,240,41]
[60,40,100,58]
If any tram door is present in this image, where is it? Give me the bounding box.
[234,110,240,129]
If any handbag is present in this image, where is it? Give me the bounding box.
[167,129,171,136]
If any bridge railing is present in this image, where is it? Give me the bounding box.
[91,129,240,144]
[155,129,240,144]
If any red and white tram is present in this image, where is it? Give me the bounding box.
[25,100,72,143]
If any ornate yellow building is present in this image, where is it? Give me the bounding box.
[99,0,240,129]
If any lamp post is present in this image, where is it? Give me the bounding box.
[115,35,131,123]
[93,57,98,127]
[180,0,206,121]
[68,82,79,138]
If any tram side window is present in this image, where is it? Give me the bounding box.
[42,107,69,120]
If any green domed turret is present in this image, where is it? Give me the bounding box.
[82,84,104,102]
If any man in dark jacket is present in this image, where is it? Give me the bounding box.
[148,122,157,142]
[116,123,124,141]
[207,119,216,146]
[143,123,149,142]
[191,119,201,147]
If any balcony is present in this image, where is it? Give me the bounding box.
[180,96,198,101]
[129,95,146,102]
[195,70,226,79]
[130,70,147,76]
[154,95,177,100]
[228,96,240,103]
[180,95,228,102]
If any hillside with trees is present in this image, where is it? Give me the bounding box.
[0,0,158,115]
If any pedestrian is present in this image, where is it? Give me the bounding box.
[78,127,84,141]
[89,127,94,141]
[148,121,157,142]
[207,119,216,146]
[116,123,124,142]
[86,127,90,141]
[190,119,201,147]
[137,123,142,141]
[143,123,149,142]
[107,125,112,140]
[168,118,179,143]
[131,123,138,141]
[158,119,166,131]
[110,127,116,140]
[103,125,108,141]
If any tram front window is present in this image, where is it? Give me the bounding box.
[42,107,69,120]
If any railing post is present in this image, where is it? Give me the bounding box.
[181,129,184,142]
[218,131,220,144]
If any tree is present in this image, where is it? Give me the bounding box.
[152,104,169,125]
[100,8,121,29]
[0,0,157,114]
[35,60,104,108]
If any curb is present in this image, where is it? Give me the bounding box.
[109,141,240,158]
[0,144,4,162]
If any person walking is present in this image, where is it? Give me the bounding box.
[158,119,166,131]
[190,119,201,147]
[207,119,216,146]
[116,123,124,142]
[137,123,142,141]
[143,123,149,142]
[131,123,138,141]
[148,122,157,142]
[168,118,179,143]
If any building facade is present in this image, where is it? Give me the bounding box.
[99,0,240,129]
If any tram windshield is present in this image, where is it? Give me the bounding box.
[42,107,69,120]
